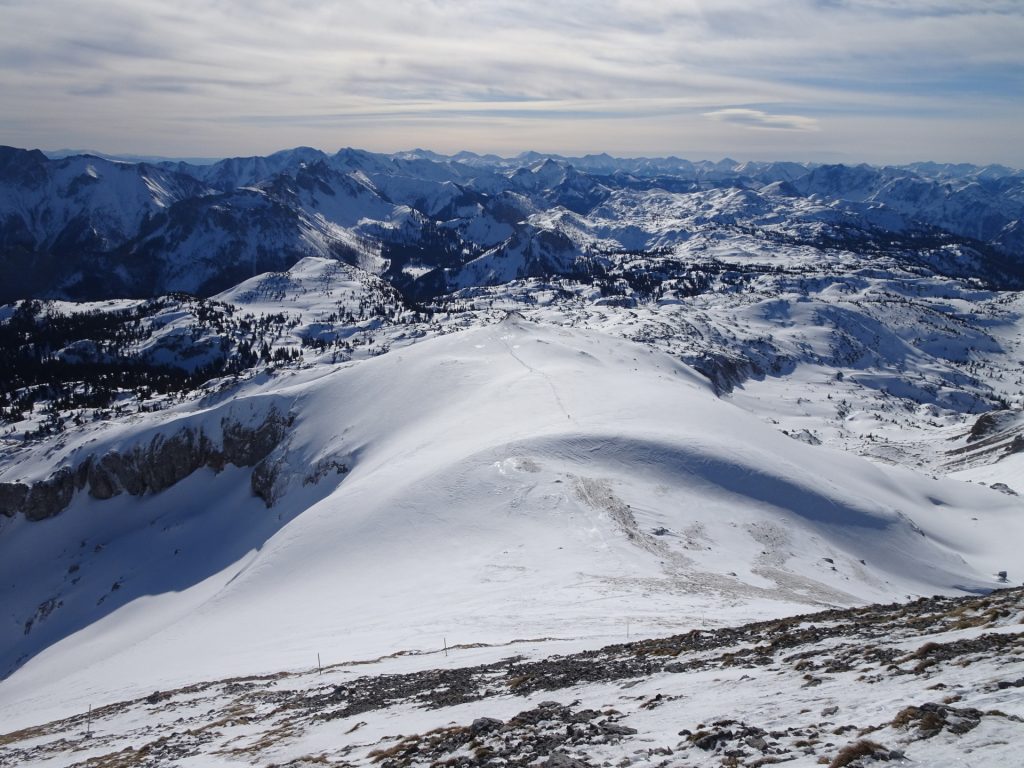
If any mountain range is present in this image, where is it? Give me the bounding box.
[2,145,1022,303]
[1,145,1022,766]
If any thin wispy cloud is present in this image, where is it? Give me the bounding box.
[703,109,820,133]
[1,0,1021,163]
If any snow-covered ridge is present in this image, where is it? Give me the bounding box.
[1,318,1019,728]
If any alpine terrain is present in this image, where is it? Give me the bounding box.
[1,146,1022,768]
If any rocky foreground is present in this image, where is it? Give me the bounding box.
[1,587,1022,767]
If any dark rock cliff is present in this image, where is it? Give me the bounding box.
[0,407,291,521]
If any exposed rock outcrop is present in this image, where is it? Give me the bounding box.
[21,467,81,521]
[251,457,283,508]
[85,428,214,500]
[0,482,28,518]
[968,409,1021,442]
[0,407,291,522]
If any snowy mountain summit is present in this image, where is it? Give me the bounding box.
[1,146,1023,766]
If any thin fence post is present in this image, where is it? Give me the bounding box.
[318,653,322,675]
[444,637,448,657]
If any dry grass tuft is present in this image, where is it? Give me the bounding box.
[828,739,888,768]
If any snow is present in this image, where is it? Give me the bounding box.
[3,146,1024,764]
[3,586,1021,767]
[950,453,1024,496]
[2,317,1020,736]
[214,256,399,325]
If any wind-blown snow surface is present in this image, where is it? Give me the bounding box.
[0,318,1020,730]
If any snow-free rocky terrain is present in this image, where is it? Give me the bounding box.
[1,147,1024,766]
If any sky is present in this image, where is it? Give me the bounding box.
[1,0,1022,165]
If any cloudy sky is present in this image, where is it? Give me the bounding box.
[2,0,1022,164]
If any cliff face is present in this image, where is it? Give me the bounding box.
[0,467,81,522]
[0,407,291,521]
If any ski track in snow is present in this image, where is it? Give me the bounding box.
[499,331,572,421]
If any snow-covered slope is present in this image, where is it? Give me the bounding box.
[0,148,206,253]
[0,147,211,298]
[214,256,406,324]
[3,146,1024,763]
[1,317,1019,730]
[175,146,329,191]
[5,588,1021,768]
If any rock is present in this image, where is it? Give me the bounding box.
[547,753,589,768]
[10,405,293,524]
[892,702,984,738]
[23,467,76,521]
[746,735,768,750]
[470,717,503,735]
[693,729,732,750]
[996,678,1024,689]
[968,410,1016,442]
[222,409,288,467]
[0,482,28,517]
[601,724,638,736]
[251,458,282,507]
[140,429,207,492]
[88,451,137,498]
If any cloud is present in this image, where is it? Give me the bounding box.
[702,109,819,132]
[0,0,1021,163]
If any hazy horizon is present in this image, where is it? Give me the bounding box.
[26,144,1023,171]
